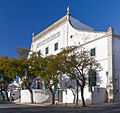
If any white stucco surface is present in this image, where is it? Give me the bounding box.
[113,37,120,101]
[21,89,52,103]
[62,87,107,104]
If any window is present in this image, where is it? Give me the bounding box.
[89,69,97,91]
[45,47,49,54]
[45,81,48,90]
[91,48,95,56]
[54,83,58,90]
[70,35,73,38]
[37,82,40,89]
[54,43,58,51]
[37,81,44,89]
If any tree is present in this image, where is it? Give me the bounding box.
[40,55,60,105]
[14,48,43,103]
[57,46,101,106]
[0,56,16,101]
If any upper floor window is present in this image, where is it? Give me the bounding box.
[91,48,95,56]
[70,35,73,38]
[45,47,49,54]
[54,43,58,51]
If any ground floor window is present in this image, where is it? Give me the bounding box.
[45,81,48,89]
[89,69,96,91]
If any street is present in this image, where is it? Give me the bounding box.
[0,102,120,113]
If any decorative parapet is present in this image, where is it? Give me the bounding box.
[107,27,114,34]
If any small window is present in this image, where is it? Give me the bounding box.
[54,83,58,90]
[37,82,40,89]
[45,47,49,54]
[70,35,73,38]
[91,48,95,56]
[54,43,58,51]
[45,81,48,90]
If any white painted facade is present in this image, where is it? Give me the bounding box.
[21,89,52,103]
[30,9,120,103]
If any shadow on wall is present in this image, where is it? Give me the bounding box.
[92,87,108,104]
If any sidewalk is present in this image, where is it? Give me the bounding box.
[15,101,120,108]
[0,99,9,104]
[89,102,120,108]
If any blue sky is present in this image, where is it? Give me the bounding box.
[0,0,120,57]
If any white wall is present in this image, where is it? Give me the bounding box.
[21,89,52,103]
[30,15,111,103]
[92,87,108,104]
[68,23,109,88]
[113,37,120,101]
[62,87,107,104]
[8,90,20,100]
[31,20,109,88]
[83,37,109,88]
[63,89,75,103]
[31,22,68,56]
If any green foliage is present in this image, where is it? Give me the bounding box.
[40,55,59,89]
[39,55,60,104]
[0,56,16,86]
[16,48,30,59]
[13,48,44,103]
[0,56,16,101]
[14,48,43,89]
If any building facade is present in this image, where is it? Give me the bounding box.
[30,8,120,103]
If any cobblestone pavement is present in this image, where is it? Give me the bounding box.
[0,102,120,113]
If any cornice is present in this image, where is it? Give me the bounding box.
[33,15,68,43]
[113,34,120,39]
[81,34,111,47]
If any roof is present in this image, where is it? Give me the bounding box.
[32,13,106,43]
[69,16,93,31]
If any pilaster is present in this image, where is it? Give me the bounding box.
[107,27,115,102]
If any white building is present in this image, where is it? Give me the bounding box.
[30,8,120,104]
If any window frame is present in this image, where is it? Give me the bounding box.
[45,47,49,54]
[91,48,96,56]
[88,69,97,91]
[54,42,58,51]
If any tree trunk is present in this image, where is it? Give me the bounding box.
[72,91,76,104]
[81,86,86,106]
[24,82,34,104]
[76,80,79,107]
[49,87,55,105]
[4,86,9,101]
[0,86,5,101]
[29,88,34,104]
[5,91,9,101]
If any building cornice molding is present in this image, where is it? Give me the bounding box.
[33,15,68,43]
[79,33,120,47]
[81,33,112,47]
[113,34,120,39]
